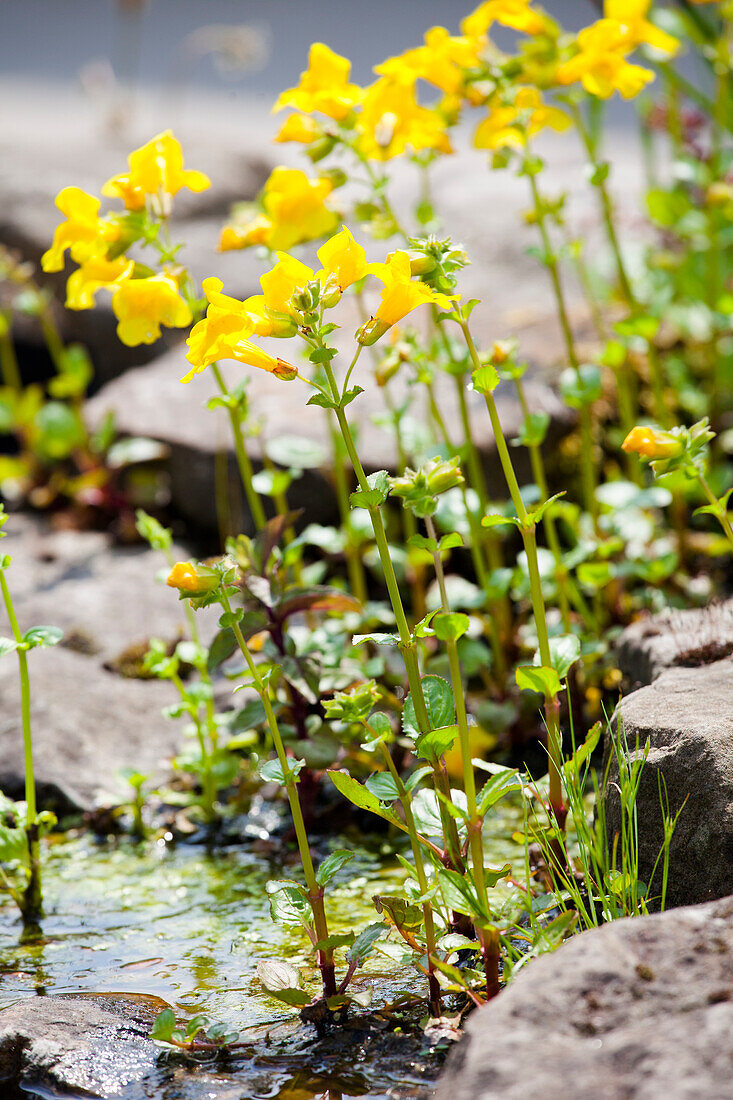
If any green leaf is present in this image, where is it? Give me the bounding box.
[327,770,401,827]
[439,532,463,551]
[564,721,602,777]
[534,633,581,678]
[257,958,310,1005]
[352,632,400,647]
[415,725,459,761]
[22,625,62,650]
[314,932,355,951]
[307,392,337,410]
[526,491,566,527]
[477,766,522,816]
[482,512,519,530]
[432,612,470,642]
[0,637,19,658]
[515,665,562,698]
[218,608,243,629]
[150,1008,177,1042]
[361,711,393,748]
[316,849,354,886]
[260,757,305,784]
[515,411,550,448]
[470,363,499,395]
[402,675,455,741]
[346,921,389,967]
[438,869,489,920]
[135,510,172,552]
[559,364,602,409]
[266,880,311,927]
[373,895,424,931]
[350,470,391,509]
[365,772,400,802]
[206,628,237,673]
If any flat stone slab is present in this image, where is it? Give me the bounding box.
[615,598,733,690]
[606,656,733,909]
[0,512,222,813]
[85,339,574,533]
[1,511,217,666]
[436,895,733,1100]
[0,992,165,1098]
[0,646,185,814]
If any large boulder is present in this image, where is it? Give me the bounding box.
[605,656,733,909]
[614,598,733,690]
[436,895,733,1100]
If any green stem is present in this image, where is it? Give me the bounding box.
[697,471,733,552]
[328,418,368,605]
[0,569,42,923]
[210,363,267,531]
[322,357,464,871]
[0,314,21,390]
[460,323,565,824]
[525,166,597,520]
[377,741,442,1014]
[223,594,336,999]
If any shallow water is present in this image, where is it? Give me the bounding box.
[0,807,524,1098]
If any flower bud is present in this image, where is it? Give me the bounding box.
[356,316,390,346]
[621,425,685,460]
[166,561,220,596]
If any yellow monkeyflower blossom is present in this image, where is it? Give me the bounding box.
[41,187,119,273]
[358,251,458,344]
[65,254,134,310]
[317,226,369,291]
[219,168,339,253]
[604,0,680,56]
[111,274,192,347]
[357,77,452,161]
[462,0,547,38]
[260,252,317,316]
[621,425,685,459]
[474,87,569,150]
[375,27,482,96]
[182,306,298,385]
[102,130,210,214]
[556,21,655,99]
[274,113,321,144]
[273,42,363,121]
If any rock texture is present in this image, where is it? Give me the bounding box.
[0,513,221,813]
[436,895,733,1100]
[614,598,733,690]
[0,993,165,1097]
[605,656,733,909]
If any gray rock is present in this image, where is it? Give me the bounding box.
[0,992,165,1098]
[0,646,184,814]
[85,339,574,533]
[436,895,733,1100]
[605,656,733,909]
[615,599,733,690]
[1,511,217,666]
[0,512,226,814]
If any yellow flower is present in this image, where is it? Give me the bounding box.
[182,308,298,384]
[219,216,271,252]
[65,254,134,310]
[317,226,369,291]
[462,0,547,38]
[273,42,363,120]
[621,425,685,459]
[357,77,452,161]
[474,87,569,150]
[274,113,321,144]
[260,252,316,316]
[375,27,482,96]
[219,168,339,253]
[111,274,192,347]
[556,21,655,99]
[102,130,210,214]
[358,251,458,344]
[166,562,219,595]
[41,187,119,273]
[604,0,680,55]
